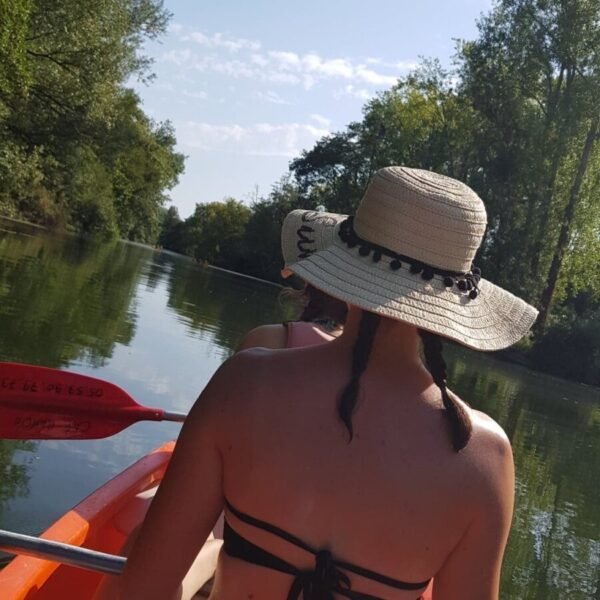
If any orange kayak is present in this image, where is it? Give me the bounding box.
[0,441,174,600]
[0,441,433,599]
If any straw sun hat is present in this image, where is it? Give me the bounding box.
[281,166,538,351]
[280,206,346,278]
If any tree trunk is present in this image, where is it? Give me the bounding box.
[529,66,568,281]
[536,115,599,333]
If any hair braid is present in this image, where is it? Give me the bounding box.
[338,310,380,440]
[418,329,472,451]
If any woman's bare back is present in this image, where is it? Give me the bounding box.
[112,313,513,600]
[209,331,513,599]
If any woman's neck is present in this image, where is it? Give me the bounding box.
[339,306,423,373]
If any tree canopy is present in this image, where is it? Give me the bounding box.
[160,0,600,384]
[0,0,184,242]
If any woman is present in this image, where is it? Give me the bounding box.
[108,167,537,599]
[239,209,348,351]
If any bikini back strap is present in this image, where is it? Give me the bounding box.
[224,521,384,600]
[225,498,318,554]
[224,499,431,592]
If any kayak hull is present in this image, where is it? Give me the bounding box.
[0,441,174,600]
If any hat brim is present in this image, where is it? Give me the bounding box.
[290,236,538,351]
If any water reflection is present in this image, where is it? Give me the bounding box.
[0,219,598,599]
[0,440,34,520]
[448,347,600,599]
[0,219,287,541]
[0,226,143,367]
[165,259,290,354]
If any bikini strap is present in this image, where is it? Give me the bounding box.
[224,521,384,600]
[224,499,431,592]
[225,498,317,554]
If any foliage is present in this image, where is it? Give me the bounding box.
[531,316,600,385]
[241,176,300,280]
[457,0,600,328]
[158,205,182,248]
[0,0,32,99]
[291,61,477,214]
[162,198,252,268]
[0,0,184,243]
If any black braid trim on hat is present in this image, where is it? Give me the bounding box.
[338,217,482,300]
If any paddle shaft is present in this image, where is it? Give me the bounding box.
[0,530,214,597]
[0,529,125,575]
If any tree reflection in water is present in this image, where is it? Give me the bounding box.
[448,347,599,599]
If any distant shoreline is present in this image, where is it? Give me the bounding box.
[0,215,49,231]
[151,246,282,289]
[1,215,597,389]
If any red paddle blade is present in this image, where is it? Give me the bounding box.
[0,363,163,440]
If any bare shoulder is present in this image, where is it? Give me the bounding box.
[236,323,287,351]
[433,399,515,596]
[469,407,512,460]
[456,398,514,505]
[186,347,273,433]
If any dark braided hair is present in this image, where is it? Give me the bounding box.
[418,329,472,451]
[279,284,347,327]
[299,284,348,325]
[337,310,380,440]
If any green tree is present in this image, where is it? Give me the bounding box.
[0,0,185,242]
[458,0,600,328]
[180,199,252,267]
[158,205,183,248]
[291,61,477,214]
[97,90,185,242]
[242,176,300,280]
[0,0,31,101]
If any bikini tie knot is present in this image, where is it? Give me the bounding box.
[287,550,351,600]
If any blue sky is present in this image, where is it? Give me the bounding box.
[134,0,493,218]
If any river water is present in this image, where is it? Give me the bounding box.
[0,219,598,599]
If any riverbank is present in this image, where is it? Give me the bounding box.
[1,214,597,388]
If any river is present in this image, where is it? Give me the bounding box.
[0,218,598,599]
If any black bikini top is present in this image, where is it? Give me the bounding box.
[223,499,431,600]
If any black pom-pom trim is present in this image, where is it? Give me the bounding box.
[335,216,483,301]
